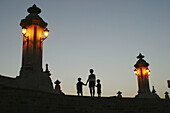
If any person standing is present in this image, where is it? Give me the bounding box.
[96,79,101,97]
[76,77,86,96]
[86,69,96,97]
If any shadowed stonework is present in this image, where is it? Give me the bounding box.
[0,86,170,113]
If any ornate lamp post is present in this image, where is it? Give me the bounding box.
[20,4,49,72]
[134,53,159,98]
[18,4,53,92]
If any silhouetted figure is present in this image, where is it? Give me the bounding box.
[165,91,169,99]
[152,86,156,94]
[86,69,96,97]
[117,91,122,98]
[54,80,64,94]
[96,79,101,97]
[76,77,86,96]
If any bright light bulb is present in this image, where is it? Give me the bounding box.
[148,71,151,75]
[146,69,149,72]
[134,69,137,75]
[44,28,49,38]
[22,27,27,35]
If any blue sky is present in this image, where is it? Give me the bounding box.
[0,0,170,98]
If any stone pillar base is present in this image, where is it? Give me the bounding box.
[135,92,160,99]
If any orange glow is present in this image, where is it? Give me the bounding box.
[37,26,44,41]
[22,27,27,35]
[44,28,49,38]
[135,67,151,76]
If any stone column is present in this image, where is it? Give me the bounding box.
[18,4,54,92]
[20,4,47,72]
[134,53,159,98]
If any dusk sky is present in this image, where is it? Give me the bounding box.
[0,0,170,98]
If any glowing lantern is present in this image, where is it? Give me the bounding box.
[134,69,137,75]
[148,71,151,75]
[22,27,27,35]
[146,69,149,72]
[146,68,151,75]
[44,28,49,38]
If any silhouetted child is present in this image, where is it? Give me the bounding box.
[76,77,86,96]
[96,79,101,97]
